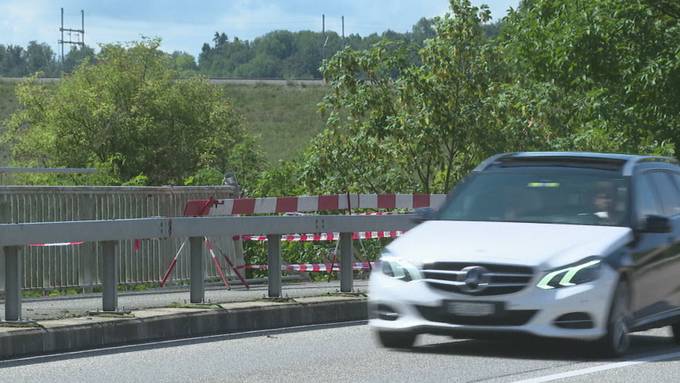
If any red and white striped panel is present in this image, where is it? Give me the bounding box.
[237,262,375,272]
[240,231,402,242]
[29,241,84,247]
[184,193,446,216]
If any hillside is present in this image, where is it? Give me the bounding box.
[0,81,326,166]
[221,83,327,164]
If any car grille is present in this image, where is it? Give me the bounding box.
[422,262,534,296]
[415,305,537,326]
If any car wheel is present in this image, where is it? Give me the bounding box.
[671,323,680,344]
[375,330,417,348]
[595,280,631,358]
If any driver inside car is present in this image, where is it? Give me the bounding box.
[591,180,622,225]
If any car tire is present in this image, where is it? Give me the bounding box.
[595,280,631,358]
[671,323,680,344]
[376,330,417,348]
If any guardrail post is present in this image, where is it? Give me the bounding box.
[267,234,281,297]
[78,194,97,292]
[190,236,204,303]
[0,199,12,298]
[4,246,22,322]
[340,232,353,292]
[101,241,118,312]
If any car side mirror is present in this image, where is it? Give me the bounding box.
[413,207,435,223]
[641,215,672,233]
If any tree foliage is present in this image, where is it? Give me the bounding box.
[0,42,95,77]
[295,0,680,195]
[305,1,500,194]
[502,0,680,154]
[197,23,439,79]
[0,17,500,80]
[0,42,59,77]
[4,39,262,186]
[4,0,678,197]
[61,45,96,74]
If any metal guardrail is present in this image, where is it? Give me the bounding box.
[0,186,237,291]
[1,214,415,322]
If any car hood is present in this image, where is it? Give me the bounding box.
[386,220,633,270]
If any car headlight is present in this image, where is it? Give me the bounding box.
[537,258,602,289]
[378,253,422,282]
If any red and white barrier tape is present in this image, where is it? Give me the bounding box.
[239,231,402,242]
[236,262,375,272]
[184,193,446,216]
[29,241,84,247]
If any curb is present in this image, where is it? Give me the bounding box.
[0,297,368,360]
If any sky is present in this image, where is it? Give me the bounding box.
[0,0,519,57]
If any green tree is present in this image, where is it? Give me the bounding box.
[62,45,96,73]
[169,51,198,77]
[197,27,430,80]
[4,39,262,186]
[1,45,27,77]
[411,18,437,45]
[0,45,5,74]
[308,0,497,194]
[25,41,57,76]
[298,0,679,197]
[500,0,680,155]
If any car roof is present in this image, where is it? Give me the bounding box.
[474,152,678,176]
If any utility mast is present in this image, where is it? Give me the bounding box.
[59,8,85,62]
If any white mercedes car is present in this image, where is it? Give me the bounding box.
[369,152,680,357]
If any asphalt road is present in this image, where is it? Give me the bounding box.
[2,323,680,382]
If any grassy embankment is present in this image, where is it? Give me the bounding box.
[222,83,327,164]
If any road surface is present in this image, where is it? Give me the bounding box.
[2,322,680,382]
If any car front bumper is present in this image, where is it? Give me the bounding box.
[368,264,619,340]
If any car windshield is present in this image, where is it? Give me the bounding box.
[437,169,629,227]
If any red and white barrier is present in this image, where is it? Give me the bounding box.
[184,193,446,216]
[240,231,402,242]
[173,193,436,285]
[236,262,375,272]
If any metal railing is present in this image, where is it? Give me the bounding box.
[0,186,237,291]
[0,213,415,322]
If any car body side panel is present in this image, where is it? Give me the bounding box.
[629,232,675,317]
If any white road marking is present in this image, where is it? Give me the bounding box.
[511,350,680,383]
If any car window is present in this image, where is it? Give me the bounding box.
[437,168,629,226]
[649,171,680,217]
[635,173,664,221]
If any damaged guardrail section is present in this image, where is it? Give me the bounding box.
[0,214,415,322]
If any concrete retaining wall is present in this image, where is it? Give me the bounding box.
[0,297,368,360]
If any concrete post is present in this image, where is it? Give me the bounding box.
[101,241,118,312]
[267,235,281,297]
[340,233,353,292]
[190,237,204,303]
[4,246,22,321]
